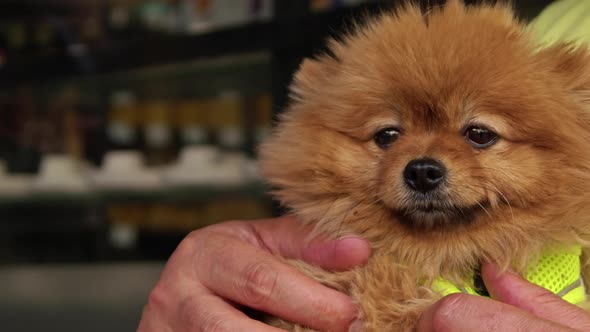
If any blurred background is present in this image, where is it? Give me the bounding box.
[0,0,554,331]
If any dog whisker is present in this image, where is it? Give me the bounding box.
[475,200,493,221]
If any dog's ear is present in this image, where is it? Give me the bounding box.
[538,44,590,106]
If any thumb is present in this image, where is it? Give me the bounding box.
[253,215,371,271]
[482,262,590,331]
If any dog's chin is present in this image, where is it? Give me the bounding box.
[393,204,482,231]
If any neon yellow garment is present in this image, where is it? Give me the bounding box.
[432,246,586,304]
[529,0,590,47]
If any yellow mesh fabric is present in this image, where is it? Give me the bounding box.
[432,278,477,297]
[525,247,581,295]
[432,246,586,305]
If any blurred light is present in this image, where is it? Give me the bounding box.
[109,223,138,250]
[110,6,130,29]
[67,43,88,57]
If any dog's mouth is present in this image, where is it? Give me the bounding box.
[394,201,485,230]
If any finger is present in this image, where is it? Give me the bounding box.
[482,262,590,331]
[137,305,169,332]
[417,293,576,332]
[176,292,288,332]
[138,280,287,332]
[253,215,371,271]
[196,231,358,332]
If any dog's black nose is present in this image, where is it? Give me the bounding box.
[403,158,446,193]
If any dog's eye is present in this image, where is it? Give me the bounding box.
[464,126,498,148]
[374,127,400,148]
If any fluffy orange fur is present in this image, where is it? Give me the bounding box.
[259,1,590,330]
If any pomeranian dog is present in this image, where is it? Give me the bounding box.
[260,0,590,330]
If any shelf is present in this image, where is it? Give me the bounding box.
[0,0,553,87]
[101,181,270,202]
[0,181,270,207]
[0,2,387,86]
[47,52,273,99]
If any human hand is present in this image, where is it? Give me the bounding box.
[418,262,590,331]
[137,215,371,332]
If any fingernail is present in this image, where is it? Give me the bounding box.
[335,236,368,249]
[482,261,501,279]
[349,319,364,332]
[482,262,517,280]
[335,237,372,264]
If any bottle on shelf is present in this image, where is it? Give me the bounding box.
[32,87,89,193]
[141,99,178,166]
[107,91,140,150]
[210,90,244,150]
[175,99,210,146]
